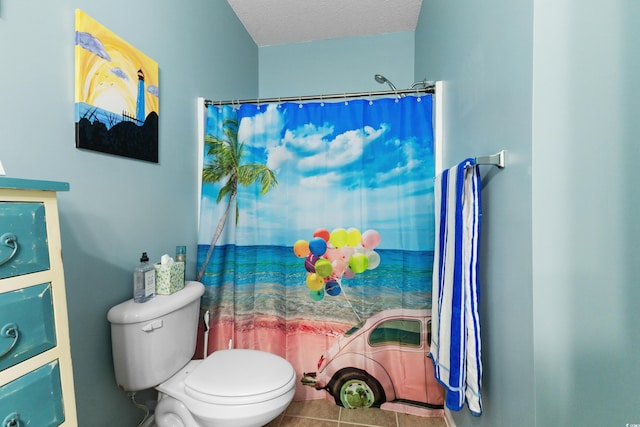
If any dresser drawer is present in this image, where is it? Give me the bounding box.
[0,202,50,279]
[0,360,65,427]
[0,283,56,372]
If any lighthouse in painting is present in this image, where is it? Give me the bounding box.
[136,68,145,123]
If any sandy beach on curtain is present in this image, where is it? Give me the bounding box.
[196,277,433,401]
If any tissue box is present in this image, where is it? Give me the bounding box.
[154,262,185,295]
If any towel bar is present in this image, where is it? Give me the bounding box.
[475,150,506,168]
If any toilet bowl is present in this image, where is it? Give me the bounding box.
[155,350,296,427]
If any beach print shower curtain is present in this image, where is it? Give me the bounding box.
[197,95,444,414]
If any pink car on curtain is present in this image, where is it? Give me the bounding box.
[302,308,445,409]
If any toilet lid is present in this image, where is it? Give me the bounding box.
[185,349,296,405]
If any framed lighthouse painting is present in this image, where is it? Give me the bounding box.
[74,9,159,163]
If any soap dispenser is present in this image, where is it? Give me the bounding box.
[133,252,155,303]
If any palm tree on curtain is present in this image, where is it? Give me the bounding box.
[197,118,278,281]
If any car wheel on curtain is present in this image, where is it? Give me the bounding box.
[330,369,386,409]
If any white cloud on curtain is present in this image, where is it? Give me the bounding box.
[196,95,444,414]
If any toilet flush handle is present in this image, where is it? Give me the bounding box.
[141,320,163,332]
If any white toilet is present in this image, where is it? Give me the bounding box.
[107,281,296,427]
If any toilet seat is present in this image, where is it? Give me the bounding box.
[185,349,296,405]
[156,351,296,427]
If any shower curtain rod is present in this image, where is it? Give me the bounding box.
[204,85,435,107]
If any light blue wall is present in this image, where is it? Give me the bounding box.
[415,2,535,426]
[417,1,640,426]
[0,1,257,425]
[259,32,416,98]
[532,2,640,426]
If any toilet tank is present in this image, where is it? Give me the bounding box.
[107,281,205,391]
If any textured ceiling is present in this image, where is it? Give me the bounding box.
[226,0,423,47]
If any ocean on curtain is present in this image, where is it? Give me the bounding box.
[196,95,444,414]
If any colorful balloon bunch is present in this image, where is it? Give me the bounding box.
[293,228,381,301]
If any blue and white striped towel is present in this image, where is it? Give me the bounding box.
[430,158,483,416]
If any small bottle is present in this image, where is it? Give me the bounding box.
[133,252,155,303]
[176,246,186,282]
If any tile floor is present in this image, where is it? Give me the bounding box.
[265,399,447,427]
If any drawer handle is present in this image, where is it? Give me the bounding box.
[0,323,19,359]
[0,233,18,267]
[2,412,21,427]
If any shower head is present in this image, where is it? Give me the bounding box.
[374,74,398,92]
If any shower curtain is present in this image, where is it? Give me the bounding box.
[196,94,444,414]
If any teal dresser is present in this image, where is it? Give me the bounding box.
[0,178,77,426]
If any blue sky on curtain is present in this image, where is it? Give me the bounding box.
[196,95,444,410]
